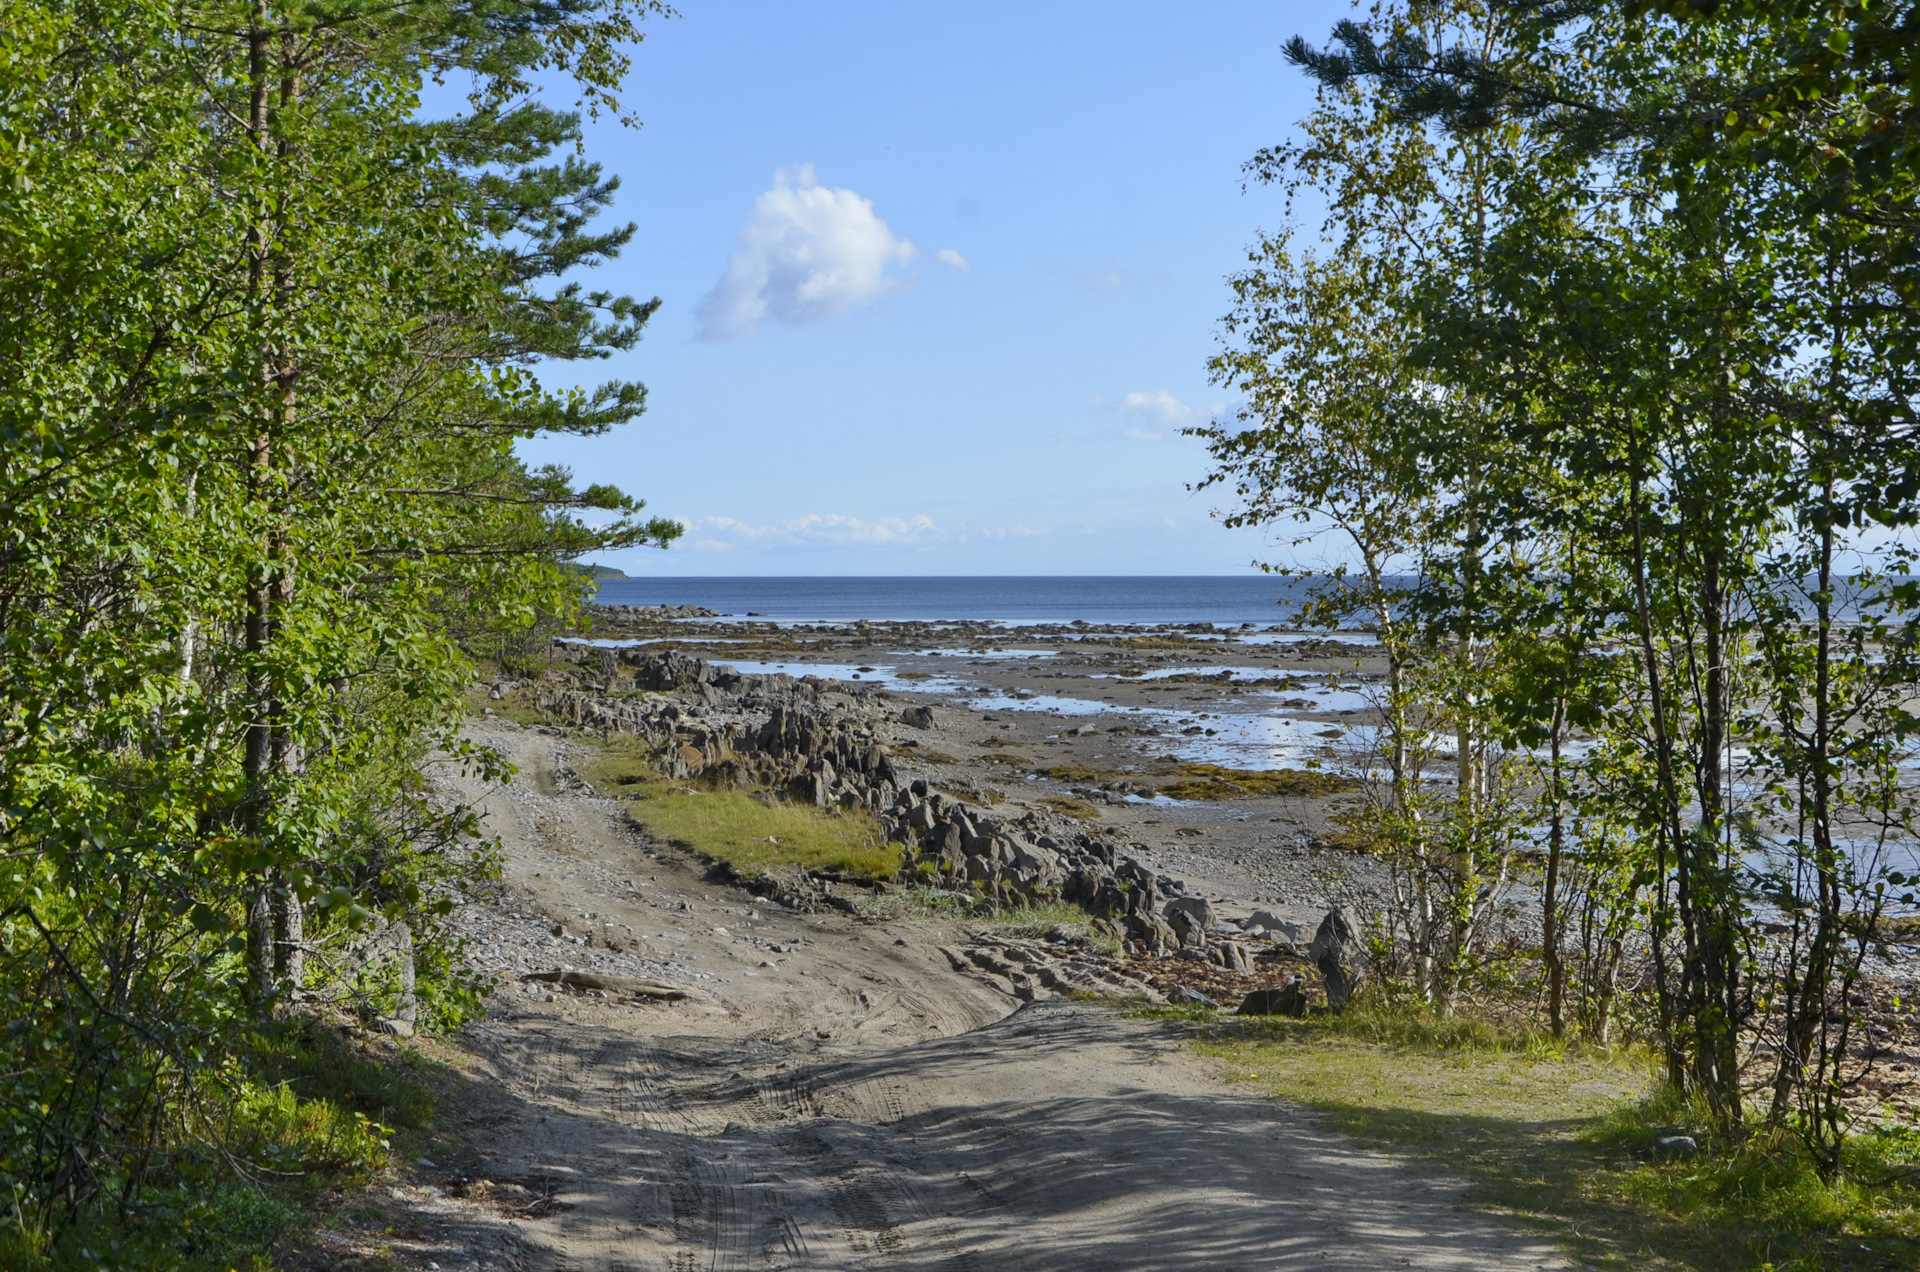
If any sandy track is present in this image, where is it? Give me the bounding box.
[425,723,1567,1272]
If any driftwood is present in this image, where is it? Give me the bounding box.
[522,969,691,1000]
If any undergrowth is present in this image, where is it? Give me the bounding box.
[6,1020,433,1271]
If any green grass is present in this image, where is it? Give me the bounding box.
[580,740,901,880]
[248,1017,435,1134]
[632,786,900,879]
[1164,1002,1920,1271]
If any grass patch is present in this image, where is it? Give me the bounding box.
[578,737,903,879]
[634,784,900,880]
[1173,1002,1920,1271]
[468,685,548,727]
[1154,762,1357,801]
[1040,795,1102,819]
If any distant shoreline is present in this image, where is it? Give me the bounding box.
[586,575,1337,627]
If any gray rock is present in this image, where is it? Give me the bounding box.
[1213,941,1250,972]
[1654,1135,1699,1159]
[1012,841,1061,876]
[1236,978,1308,1017]
[1164,896,1212,949]
[1167,986,1217,1007]
[901,705,937,728]
[1242,910,1304,943]
[1164,895,1213,928]
[1307,908,1363,1010]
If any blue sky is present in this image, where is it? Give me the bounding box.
[522,1,1355,576]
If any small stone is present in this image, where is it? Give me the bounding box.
[1167,986,1217,1007]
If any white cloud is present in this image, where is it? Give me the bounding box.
[696,166,916,340]
[685,513,938,550]
[935,248,971,271]
[1089,389,1198,441]
[1117,390,1195,425]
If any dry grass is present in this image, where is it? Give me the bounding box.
[1039,795,1102,820]
[1171,1005,1920,1271]
[1154,762,1357,801]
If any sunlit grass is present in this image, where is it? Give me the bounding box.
[633,786,900,879]
[1169,1001,1920,1271]
[581,739,901,880]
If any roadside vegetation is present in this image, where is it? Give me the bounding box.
[1188,0,1920,1255]
[1151,1001,1920,1271]
[0,0,671,1262]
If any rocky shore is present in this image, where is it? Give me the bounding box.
[493,623,1390,997]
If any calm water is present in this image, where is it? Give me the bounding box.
[590,576,1328,626]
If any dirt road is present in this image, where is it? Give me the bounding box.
[407,722,1568,1272]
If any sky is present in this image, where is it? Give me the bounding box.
[518,1,1357,577]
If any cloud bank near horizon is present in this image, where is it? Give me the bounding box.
[680,512,939,551]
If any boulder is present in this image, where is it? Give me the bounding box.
[1242,910,1304,944]
[1012,840,1061,877]
[1164,896,1212,949]
[1307,908,1363,1010]
[1236,977,1308,1017]
[901,705,937,729]
[1210,941,1250,971]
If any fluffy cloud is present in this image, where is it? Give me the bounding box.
[684,513,937,551]
[935,248,971,271]
[1117,390,1195,425]
[696,166,916,339]
[1090,389,1197,441]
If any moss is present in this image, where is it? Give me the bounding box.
[1040,796,1102,820]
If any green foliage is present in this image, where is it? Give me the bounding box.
[0,0,671,1255]
[1214,0,1920,1164]
[247,1020,434,1132]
